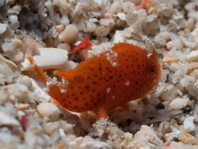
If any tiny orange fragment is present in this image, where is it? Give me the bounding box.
[70,36,92,54]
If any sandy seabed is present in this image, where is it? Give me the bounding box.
[0,0,198,149]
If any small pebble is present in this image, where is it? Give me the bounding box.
[57,43,71,52]
[0,23,7,34]
[169,97,189,110]
[0,112,19,127]
[187,50,198,62]
[183,116,195,132]
[8,15,19,29]
[37,102,60,121]
[80,140,111,149]
[15,103,30,110]
[44,122,59,135]
[58,24,79,44]
[56,25,64,33]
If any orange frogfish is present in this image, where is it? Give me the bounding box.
[28,43,161,119]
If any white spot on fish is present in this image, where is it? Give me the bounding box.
[125,81,130,86]
[112,62,117,67]
[60,89,66,93]
[106,87,111,93]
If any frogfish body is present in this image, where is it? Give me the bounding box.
[29,43,161,119]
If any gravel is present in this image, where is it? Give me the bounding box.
[0,0,198,148]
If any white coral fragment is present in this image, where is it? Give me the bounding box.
[21,48,68,70]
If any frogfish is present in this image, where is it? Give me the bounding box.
[28,42,161,119]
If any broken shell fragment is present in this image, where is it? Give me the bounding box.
[21,48,68,70]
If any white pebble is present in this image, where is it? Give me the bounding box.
[59,128,66,136]
[58,24,79,44]
[18,84,28,93]
[85,21,97,32]
[60,120,75,134]
[169,96,189,110]
[117,13,126,21]
[0,23,7,34]
[0,112,19,127]
[180,75,195,87]
[112,30,124,43]
[37,102,60,121]
[1,44,12,57]
[8,15,19,29]
[80,140,111,149]
[183,116,195,132]
[8,15,18,23]
[94,0,104,6]
[57,43,71,52]
[187,50,198,62]
[124,132,133,139]
[44,122,59,135]
[100,18,114,26]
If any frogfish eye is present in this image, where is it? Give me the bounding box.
[149,64,156,73]
[150,68,155,73]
